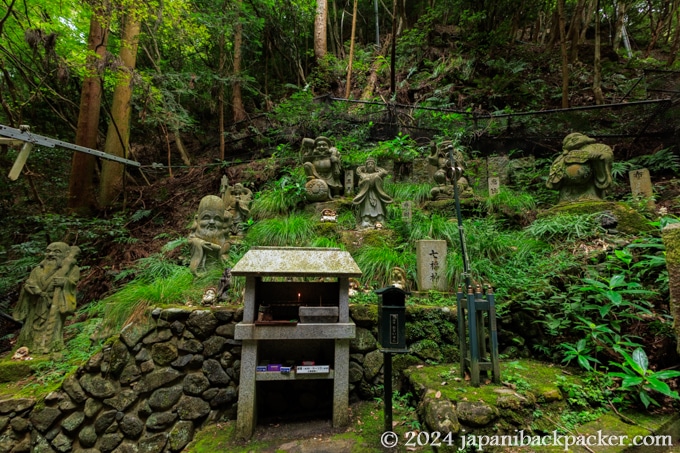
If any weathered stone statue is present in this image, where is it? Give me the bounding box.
[13,242,80,354]
[547,133,614,203]
[223,182,252,234]
[189,195,230,276]
[428,140,471,200]
[301,136,343,202]
[352,157,393,228]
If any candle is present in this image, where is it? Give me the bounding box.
[297,293,301,303]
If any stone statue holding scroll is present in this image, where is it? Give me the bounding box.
[353,157,393,228]
[547,133,614,203]
[13,242,80,354]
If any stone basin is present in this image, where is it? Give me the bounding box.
[299,306,339,323]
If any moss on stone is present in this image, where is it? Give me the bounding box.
[0,360,35,384]
[542,201,654,234]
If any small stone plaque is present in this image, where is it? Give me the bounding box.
[344,171,354,195]
[629,168,655,209]
[416,240,447,291]
[401,201,413,224]
[488,177,501,196]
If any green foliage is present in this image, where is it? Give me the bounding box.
[526,214,604,242]
[270,89,319,137]
[250,168,307,219]
[353,243,415,288]
[485,187,536,223]
[372,133,421,162]
[0,242,43,296]
[245,213,317,247]
[384,182,432,205]
[556,373,615,409]
[25,316,102,389]
[608,347,680,408]
[86,253,221,333]
[629,147,680,175]
[502,361,531,392]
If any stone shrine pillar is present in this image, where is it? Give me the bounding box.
[416,240,448,291]
[488,177,501,196]
[662,223,680,353]
[629,168,655,210]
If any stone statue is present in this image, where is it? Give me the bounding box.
[222,182,252,234]
[428,140,471,200]
[547,133,614,203]
[352,157,393,228]
[301,136,343,202]
[13,242,80,354]
[390,267,408,291]
[189,195,230,276]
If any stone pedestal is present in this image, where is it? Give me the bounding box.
[416,240,448,291]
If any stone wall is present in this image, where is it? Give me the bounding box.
[0,304,458,453]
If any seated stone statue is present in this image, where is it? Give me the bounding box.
[189,195,230,276]
[547,133,614,203]
[352,157,393,228]
[301,136,343,202]
[428,140,471,200]
[223,182,252,234]
[13,242,80,354]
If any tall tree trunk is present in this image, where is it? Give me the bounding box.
[668,5,680,65]
[98,14,141,207]
[68,0,109,213]
[345,0,358,99]
[613,1,628,52]
[568,0,588,63]
[232,3,247,123]
[579,0,597,44]
[645,0,672,57]
[218,17,227,161]
[593,0,604,104]
[314,0,327,60]
[558,0,570,108]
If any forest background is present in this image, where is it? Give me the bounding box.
[2,0,680,416]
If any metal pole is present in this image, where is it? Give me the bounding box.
[448,145,471,288]
[383,351,393,432]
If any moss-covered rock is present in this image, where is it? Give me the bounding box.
[0,360,35,384]
[541,201,654,234]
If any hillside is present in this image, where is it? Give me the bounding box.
[1,7,680,451]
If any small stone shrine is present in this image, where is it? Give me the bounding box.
[547,132,614,203]
[231,247,362,439]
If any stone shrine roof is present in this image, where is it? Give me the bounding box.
[230,246,362,277]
